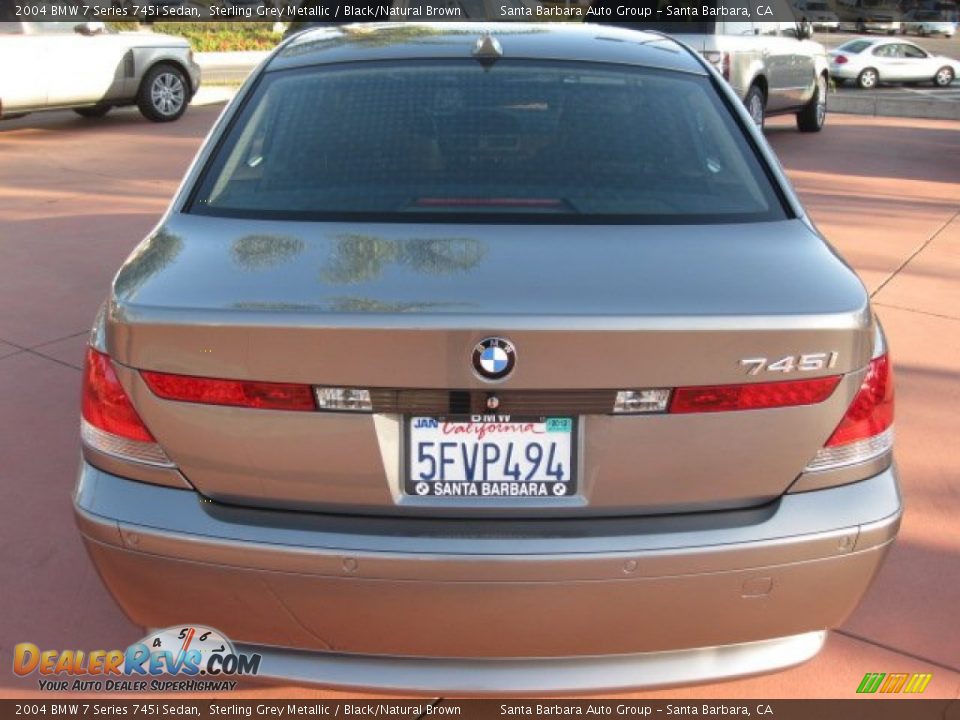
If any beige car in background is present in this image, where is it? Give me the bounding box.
[0,20,201,122]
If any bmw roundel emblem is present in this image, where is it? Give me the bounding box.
[472,337,516,381]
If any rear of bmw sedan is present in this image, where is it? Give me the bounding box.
[74,23,901,694]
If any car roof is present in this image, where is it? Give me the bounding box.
[269,22,707,76]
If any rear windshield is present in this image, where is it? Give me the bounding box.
[190,60,786,224]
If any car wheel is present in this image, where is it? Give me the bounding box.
[857,68,879,89]
[745,85,765,130]
[74,106,110,119]
[934,66,955,87]
[137,63,189,123]
[856,20,866,33]
[797,74,828,133]
[887,29,897,35]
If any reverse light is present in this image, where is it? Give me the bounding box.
[613,389,670,414]
[82,348,173,466]
[670,376,841,414]
[315,387,373,412]
[141,371,316,411]
[805,354,894,472]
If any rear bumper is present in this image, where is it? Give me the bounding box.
[74,461,901,693]
[830,65,860,80]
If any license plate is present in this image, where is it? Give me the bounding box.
[405,416,576,498]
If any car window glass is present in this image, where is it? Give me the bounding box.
[900,44,927,58]
[872,44,896,57]
[191,60,786,224]
[838,39,871,53]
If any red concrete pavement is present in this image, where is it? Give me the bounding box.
[0,108,958,700]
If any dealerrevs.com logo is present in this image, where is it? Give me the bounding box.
[14,626,261,692]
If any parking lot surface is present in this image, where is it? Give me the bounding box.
[1,106,959,700]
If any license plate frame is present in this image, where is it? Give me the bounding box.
[403,415,578,499]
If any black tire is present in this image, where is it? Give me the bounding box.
[74,106,110,118]
[857,67,880,89]
[137,63,189,122]
[934,66,955,88]
[856,20,866,33]
[797,74,828,133]
[744,84,765,130]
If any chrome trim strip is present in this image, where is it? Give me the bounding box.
[235,632,827,695]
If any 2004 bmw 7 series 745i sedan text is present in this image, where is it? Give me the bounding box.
[74,23,901,694]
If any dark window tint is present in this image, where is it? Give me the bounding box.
[838,39,872,53]
[900,44,927,58]
[191,60,786,223]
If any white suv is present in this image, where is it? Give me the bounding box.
[595,18,830,132]
[0,20,201,122]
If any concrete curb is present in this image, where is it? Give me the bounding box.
[829,93,960,121]
[195,51,270,85]
[191,86,240,107]
[195,51,271,69]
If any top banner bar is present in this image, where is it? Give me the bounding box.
[1,0,809,24]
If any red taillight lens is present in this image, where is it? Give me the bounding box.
[141,371,316,412]
[702,51,731,80]
[82,348,155,442]
[835,55,849,64]
[670,376,841,414]
[825,354,893,446]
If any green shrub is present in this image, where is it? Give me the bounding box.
[107,21,280,52]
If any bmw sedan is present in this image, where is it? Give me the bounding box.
[74,23,901,694]
[829,37,959,88]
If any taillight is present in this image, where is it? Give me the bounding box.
[805,354,894,472]
[81,348,173,466]
[141,371,316,411]
[834,55,849,65]
[670,376,841,414]
[702,51,731,80]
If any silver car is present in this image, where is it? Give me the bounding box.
[829,37,959,87]
[793,0,841,31]
[616,18,831,132]
[75,23,901,694]
[0,20,200,122]
[901,9,957,36]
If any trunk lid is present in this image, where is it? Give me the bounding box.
[108,215,871,516]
